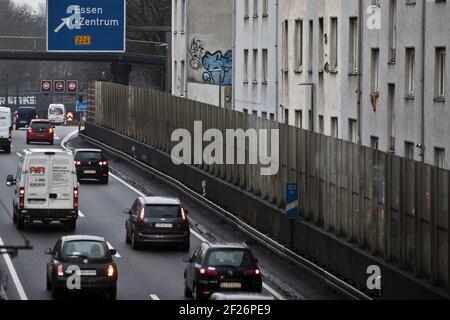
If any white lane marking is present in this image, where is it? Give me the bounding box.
[106,242,121,258]
[149,294,160,300]
[54,137,60,140]
[0,236,28,300]
[16,152,23,158]
[110,173,286,300]
[60,130,78,152]
[263,283,285,300]
[78,211,85,218]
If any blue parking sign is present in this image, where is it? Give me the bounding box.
[76,101,88,112]
[286,183,299,218]
[47,0,126,52]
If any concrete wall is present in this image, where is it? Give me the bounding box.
[172,0,233,107]
[234,0,282,121]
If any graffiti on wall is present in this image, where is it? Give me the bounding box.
[189,39,232,85]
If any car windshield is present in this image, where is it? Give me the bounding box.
[62,241,108,259]
[31,122,50,130]
[49,107,63,115]
[75,152,102,161]
[145,205,181,218]
[206,249,256,268]
[18,108,36,116]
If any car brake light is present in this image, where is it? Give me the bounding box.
[74,161,81,166]
[99,161,108,166]
[19,187,25,209]
[138,206,145,222]
[73,187,78,209]
[199,267,217,276]
[57,264,64,277]
[49,128,53,134]
[107,265,115,277]
[243,268,261,276]
[181,206,186,221]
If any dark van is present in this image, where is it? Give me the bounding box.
[15,106,38,129]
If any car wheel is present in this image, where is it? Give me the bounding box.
[12,211,17,225]
[49,140,54,145]
[125,229,131,244]
[192,284,202,301]
[51,285,60,299]
[4,146,11,154]
[17,217,25,230]
[66,220,76,232]
[101,176,109,184]
[107,286,117,300]
[181,241,190,252]
[184,274,192,298]
[26,139,30,145]
[131,232,141,250]
[46,276,52,291]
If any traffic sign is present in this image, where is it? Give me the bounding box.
[54,80,65,93]
[47,0,126,52]
[67,80,78,93]
[76,101,88,112]
[41,80,52,93]
[286,183,299,218]
[67,112,74,122]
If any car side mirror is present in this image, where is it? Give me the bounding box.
[52,125,56,129]
[123,209,131,215]
[183,257,192,263]
[109,249,117,256]
[6,175,16,186]
[45,248,53,255]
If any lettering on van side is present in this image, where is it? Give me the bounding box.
[30,167,46,174]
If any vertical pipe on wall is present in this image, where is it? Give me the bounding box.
[357,0,364,145]
[420,0,426,163]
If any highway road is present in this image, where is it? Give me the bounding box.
[0,126,345,300]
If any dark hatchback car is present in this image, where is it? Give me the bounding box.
[124,196,190,251]
[74,149,109,184]
[183,243,262,300]
[46,235,118,300]
[15,106,37,129]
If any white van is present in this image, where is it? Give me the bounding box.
[0,107,12,153]
[6,149,79,230]
[48,104,66,126]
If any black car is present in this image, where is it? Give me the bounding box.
[15,106,37,129]
[183,243,263,300]
[46,235,118,299]
[74,149,109,184]
[124,196,190,251]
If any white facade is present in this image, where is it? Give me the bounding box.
[172,0,234,108]
[282,0,450,169]
[233,0,283,121]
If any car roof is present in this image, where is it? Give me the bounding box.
[203,242,250,250]
[17,106,37,110]
[0,107,11,112]
[49,104,64,107]
[61,235,106,243]
[210,292,274,300]
[75,148,102,153]
[24,149,72,156]
[141,196,180,205]
[31,119,50,123]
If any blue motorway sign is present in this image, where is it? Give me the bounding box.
[76,101,88,112]
[286,183,299,218]
[47,0,126,52]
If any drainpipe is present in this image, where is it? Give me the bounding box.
[275,0,280,122]
[420,0,426,163]
[356,0,364,145]
[232,0,236,110]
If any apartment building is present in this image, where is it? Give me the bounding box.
[172,0,234,108]
[233,0,283,121]
[282,0,449,169]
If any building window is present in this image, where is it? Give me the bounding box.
[308,20,314,72]
[270,113,275,121]
[388,84,396,152]
[349,17,358,73]
[435,148,445,168]
[244,0,249,19]
[331,117,338,138]
[406,48,415,97]
[180,60,185,96]
[319,115,324,134]
[252,110,258,116]
[349,119,357,143]
[180,0,186,32]
[371,136,379,150]
[330,17,338,72]
[294,19,303,72]
[318,18,324,72]
[262,0,268,16]
[262,112,267,119]
[283,20,289,71]
[284,109,289,124]
[253,0,258,18]
[253,49,258,83]
[174,60,178,93]
[295,110,302,128]
[405,142,414,160]
[388,0,397,62]
[371,48,380,93]
[262,49,268,83]
[243,108,249,114]
[244,49,249,82]
[174,0,178,32]
[436,48,446,99]
[308,110,313,131]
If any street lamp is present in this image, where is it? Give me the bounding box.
[298,82,316,133]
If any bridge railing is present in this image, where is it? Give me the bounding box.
[87,81,450,296]
[0,36,166,56]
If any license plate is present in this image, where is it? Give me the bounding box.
[28,199,46,204]
[155,223,173,228]
[84,170,96,174]
[20,121,26,124]
[220,282,241,289]
[76,270,97,276]
[37,134,45,137]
